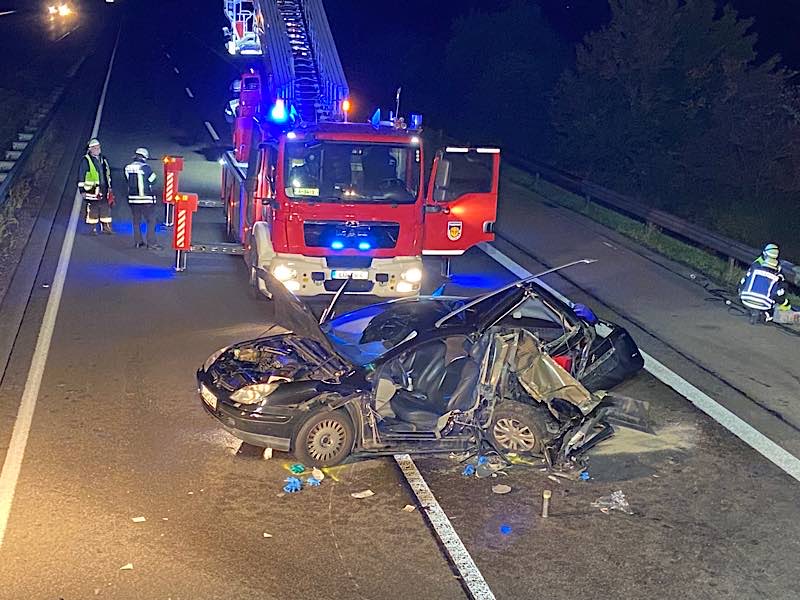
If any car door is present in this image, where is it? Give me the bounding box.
[422,147,500,256]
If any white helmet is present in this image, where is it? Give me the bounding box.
[87,138,101,148]
[135,147,150,160]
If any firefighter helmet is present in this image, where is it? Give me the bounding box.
[135,147,150,160]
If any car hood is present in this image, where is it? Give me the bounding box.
[209,333,350,392]
[259,268,345,361]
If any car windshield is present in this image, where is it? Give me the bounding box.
[284,141,420,204]
[321,299,464,365]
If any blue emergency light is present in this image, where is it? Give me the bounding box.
[410,113,423,129]
[358,241,371,251]
[270,99,289,123]
[331,240,345,250]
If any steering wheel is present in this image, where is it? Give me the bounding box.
[379,177,404,190]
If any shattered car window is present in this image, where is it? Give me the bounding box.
[321,299,464,365]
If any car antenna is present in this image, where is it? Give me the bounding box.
[319,277,349,324]
[434,259,597,328]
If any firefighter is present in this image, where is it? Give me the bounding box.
[77,138,113,234]
[124,147,162,249]
[739,243,791,323]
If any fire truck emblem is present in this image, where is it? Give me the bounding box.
[447,221,463,241]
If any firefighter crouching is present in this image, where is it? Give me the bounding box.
[739,243,792,324]
[124,147,162,250]
[77,138,113,234]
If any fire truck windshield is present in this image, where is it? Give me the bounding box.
[284,141,420,204]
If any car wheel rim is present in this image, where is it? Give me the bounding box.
[306,419,347,462]
[493,418,536,452]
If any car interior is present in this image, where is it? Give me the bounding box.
[373,336,481,432]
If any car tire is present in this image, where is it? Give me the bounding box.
[489,402,553,456]
[293,409,355,467]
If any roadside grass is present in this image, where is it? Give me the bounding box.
[504,165,800,307]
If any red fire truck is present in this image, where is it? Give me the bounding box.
[222,0,500,297]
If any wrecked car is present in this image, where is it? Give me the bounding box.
[197,267,646,467]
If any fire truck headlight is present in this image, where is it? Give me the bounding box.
[272,264,296,282]
[396,281,416,294]
[48,6,58,14]
[401,267,422,283]
[284,280,301,292]
[231,383,279,405]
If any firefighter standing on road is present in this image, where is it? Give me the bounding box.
[739,243,791,323]
[77,138,113,234]
[124,147,162,249]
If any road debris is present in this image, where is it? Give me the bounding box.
[492,484,512,495]
[283,477,302,493]
[350,489,375,499]
[131,516,146,523]
[262,448,273,460]
[547,475,560,484]
[311,468,325,481]
[592,490,634,515]
[541,490,552,518]
[119,563,134,571]
[305,476,321,487]
[402,504,416,512]
[289,463,305,474]
[262,532,273,538]
[462,464,476,477]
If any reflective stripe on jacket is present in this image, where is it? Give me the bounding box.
[739,266,784,311]
[124,158,157,203]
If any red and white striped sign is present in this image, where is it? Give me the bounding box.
[164,172,176,204]
[171,193,198,251]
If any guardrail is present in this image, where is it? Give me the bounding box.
[0,85,66,207]
[507,156,800,287]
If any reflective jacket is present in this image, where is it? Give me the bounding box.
[739,262,788,312]
[77,154,111,200]
[124,157,157,204]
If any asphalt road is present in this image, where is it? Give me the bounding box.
[0,1,799,599]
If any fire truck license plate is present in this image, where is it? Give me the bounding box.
[201,385,218,410]
[331,270,368,280]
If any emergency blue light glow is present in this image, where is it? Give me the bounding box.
[270,99,288,123]
[331,240,344,250]
[410,113,423,129]
[358,241,371,251]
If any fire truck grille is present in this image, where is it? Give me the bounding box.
[304,221,400,250]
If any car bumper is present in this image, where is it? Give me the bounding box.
[197,374,295,452]
[262,253,423,297]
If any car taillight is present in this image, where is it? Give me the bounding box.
[553,355,572,372]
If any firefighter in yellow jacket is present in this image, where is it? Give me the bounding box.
[77,138,113,234]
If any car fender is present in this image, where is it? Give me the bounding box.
[251,221,276,267]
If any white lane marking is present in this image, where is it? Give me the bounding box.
[173,66,180,75]
[165,52,171,59]
[0,27,121,548]
[0,10,16,16]
[184,87,194,99]
[479,241,800,483]
[204,121,220,142]
[394,454,495,600]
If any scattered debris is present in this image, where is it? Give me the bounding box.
[449,451,472,461]
[94,588,101,595]
[592,490,634,515]
[541,489,552,518]
[289,463,306,474]
[311,468,325,481]
[579,471,590,481]
[187,491,194,495]
[462,464,476,477]
[262,532,273,538]
[305,477,321,487]
[262,448,273,460]
[162,518,169,521]
[42,284,50,288]
[402,504,416,512]
[492,484,512,495]
[283,477,302,493]
[131,516,146,523]
[350,489,375,499]
[547,475,560,484]
[119,563,134,571]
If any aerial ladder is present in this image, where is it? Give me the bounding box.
[223,0,263,56]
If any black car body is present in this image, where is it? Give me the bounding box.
[197,271,646,467]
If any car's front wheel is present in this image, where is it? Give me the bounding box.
[489,403,553,456]
[293,409,355,467]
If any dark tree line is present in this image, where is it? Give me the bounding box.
[432,0,800,259]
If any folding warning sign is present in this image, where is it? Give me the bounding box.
[172,193,199,251]
[162,156,184,204]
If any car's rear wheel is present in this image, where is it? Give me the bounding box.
[489,403,552,455]
[293,409,354,467]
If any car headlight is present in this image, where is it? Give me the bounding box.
[58,4,71,16]
[202,345,230,372]
[396,281,416,294]
[401,267,422,283]
[48,5,57,14]
[230,382,280,405]
[272,264,296,282]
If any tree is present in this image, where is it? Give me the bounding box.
[551,0,800,256]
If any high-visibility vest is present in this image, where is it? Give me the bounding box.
[740,267,782,311]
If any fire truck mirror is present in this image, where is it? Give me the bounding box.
[433,158,451,202]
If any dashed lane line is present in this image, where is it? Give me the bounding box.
[185,87,194,99]
[0,27,121,548]
[394,455,495,600]
[0,10,16,16]
[479,241,800,483]
[204,121,220,142]
[173,66,180,75]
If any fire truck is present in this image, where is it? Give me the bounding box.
[221,0,500,297]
